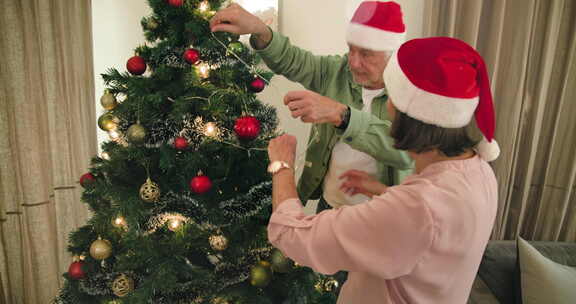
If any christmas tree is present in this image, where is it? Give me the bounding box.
[54,0,338,303]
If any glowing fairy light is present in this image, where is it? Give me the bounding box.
[168,218,183,231]
[204,122,219,137]
[112,216,127,229]
[197,63,211,79]
[199,1,210,12]
[109,130,121,140]
[146,213,189,234]
[100,152,111,160]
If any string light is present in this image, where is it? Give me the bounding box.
[197,63,211,79]
[100,152,111,160]
[199,1,210,12]
[168,218,183,231]
[72,255,86,262]
[204,122,219,137]
[108,130,128,147]
[146,213,189,234]
[104,120,118,131]
[112,216,127,229]
[109,130,121,140]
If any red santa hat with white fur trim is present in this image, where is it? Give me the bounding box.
[383,37,500,161]
[346,1,406,51]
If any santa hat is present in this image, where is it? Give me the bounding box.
[346,1,406,51]
[383,37,500,162]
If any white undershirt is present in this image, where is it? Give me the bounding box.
[322,88,384,208]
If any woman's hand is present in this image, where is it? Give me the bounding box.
[339,170,388,198]
[268,134,297,168]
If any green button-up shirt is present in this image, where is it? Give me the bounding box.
[254,31,414,202]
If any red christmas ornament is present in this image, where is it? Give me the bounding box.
[173,136,189,150]
[68,261,86,280]
[183,48,200,64]
[167,0,184,7]
[190,175,212,194]
[126,55,147,75]
[80,173,95,188]
[234,116,261,140]
[249,77,266,93]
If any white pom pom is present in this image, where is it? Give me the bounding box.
[476,138,500,162]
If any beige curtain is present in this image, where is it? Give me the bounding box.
[0,1,96,303]
[423,0,576,241]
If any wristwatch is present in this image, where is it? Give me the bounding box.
[336,106,351,130]
[267,161,291,175]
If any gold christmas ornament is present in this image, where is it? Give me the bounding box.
[100,90,118,110]
[89,237,112,260]
[212,297,229,304]
[192,297,205,304]
[126,123,147,144]
[98,113,119,131]
[324,278,339,292]
[315,277,339,293]
[250,261,273,288]
[270,248,294,273]
[208,234,228,251]
[144,17,159,30]
[139,177,160,202]
[314,281,323,292]
[112,273,135,298]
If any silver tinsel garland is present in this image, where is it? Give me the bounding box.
[219,181,272,223]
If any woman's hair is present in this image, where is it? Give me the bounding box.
[390,111,477,157]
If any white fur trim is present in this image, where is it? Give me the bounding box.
[384,52,479,128]
[476,138,500,162]
[346,23,405,51]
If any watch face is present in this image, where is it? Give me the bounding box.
[268,161,288,173]
[268,161,281,173]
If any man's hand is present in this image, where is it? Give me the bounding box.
[284,91,348,126]
[339,170,388,198]
[210,3,272,49]
[268,134,297,168]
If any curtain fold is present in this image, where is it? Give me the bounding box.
[0,1,96,303]
[423,0,576,241]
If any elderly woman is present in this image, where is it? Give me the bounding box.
[266,37,500,304]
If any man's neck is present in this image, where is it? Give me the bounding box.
[363,83,385,90]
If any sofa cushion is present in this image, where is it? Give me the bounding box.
[467,276,500,304]
[478,241,518,303]
[517,237,576,304]
[478,240,576,304]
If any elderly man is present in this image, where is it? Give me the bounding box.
[211,1,413,212]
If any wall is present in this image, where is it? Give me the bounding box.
[92,1,152,150]
[261,0,424,178]
[91,0,424,172]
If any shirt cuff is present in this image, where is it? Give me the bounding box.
[336,107,372,142]
[251,29,286,59]
[267,198,306,244]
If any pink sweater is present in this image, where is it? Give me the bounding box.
[268,156,498,303]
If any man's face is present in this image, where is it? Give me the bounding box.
[347,44,390,89]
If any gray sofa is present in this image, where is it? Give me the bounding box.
[467,240,576,304]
